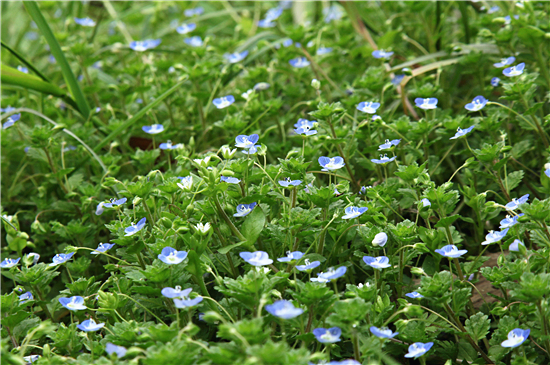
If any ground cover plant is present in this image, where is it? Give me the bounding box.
[1,1,550,364]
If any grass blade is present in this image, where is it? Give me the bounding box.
[1,40,50,82]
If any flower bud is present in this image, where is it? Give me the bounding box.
[311,78,321,90]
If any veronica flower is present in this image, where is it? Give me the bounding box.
[27,253,40,265]
[266,300,303,319]
[371,154,396,164]
[378,139,401,150]
[220,176,241,184]
[195,222,211,235]
[488,5,500,13]
[185,7,204,17]
[503,15,519,25]
[372,50,394,59]
[184,36,203,47]
[323,5,343,23]
[296,259,320,271]
[74,17,96,27]
[280,1,293,10]
[176,23,196,34]
[281,38,293,47]
[0,257,20,268]
[136,98,143,104]
[59,296,86,311]
[363,256,391,270]
[124,217,147,236]
[289,57,310,68]
[494,57,515,68]
[435,245,468,258]
[465,96,488,112]
[103,198,127,208]
[277,251,304,262]
[240,251,273,266]
[501,328,530,348]
[357,101,380,114]
[23,355,40,363]
[235,134,259,149]
[50,252,75,266]
[415,98,438,110]
[224,50,249,63]
[316,47,332,55]
[2,113,21,129]
[142,124,164,134]
[505,194,529,210]
[313,327,341,343]
[159,141,183,150]
[234,202,257,217]
[91,243,115,255]
[17,66,29,74]
[406,291,423,299]
[162,286,192,299]
[295,124,317,136]
[19,292,33,303]
[311,266,347,283]
[509,239,525,252]
[481,228,509,245]
[421,198,431,207]
[370,326,399,339]
[241,89,254,100]
[174,296,203,308]
[278,178,302,187]
[391,74,405,86]
[450,125,475,140]
[372,115,381,121]
[177,176,193,191]
[213,95,235,109]
[158,247,188,265]
[257,19,276,28]
[265,7,283,21]
[77,319,105,332]
[0,106,15,113]
[318,156,345,171]
[545,167,550,178]
[372,232,388,247]
[491,77,501,87]
[106,343,127,358]
[342,206,368,220]
[503,63,525,77]
[129,39,161,52]
[254,82,270,91]
[404,342,433,358]
[500,213,523,229]
[294,119,315,129]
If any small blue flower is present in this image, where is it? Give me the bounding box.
[77,319,105,332]
[294,125,317,136]
[142,124,164,134]
[50,252,75,266]
[136,98,143,104]
[103,198,127,208]
[505,194,529,210]
[158,247,188,265]
[404,342,434,358]
[184,36,203,47]
[415,98,438,110]
[177,176,194,190]
[220,176,241,184]
[370,326,399,339]
[19,292,33,303]
[503,63,525,77]
[294,118,315,129]
[323,5,343,23]
[129,39,161,52]
[491,77,501,87]
[363,256,391,270]
[235,134,259,149]
[391,74,405,86]
[488,5,500,13]
[421,198,431,207]
[371,154,396,165]
[282,38,293,47]
[359,186,367,195]
[280,1,293,10]
[500,213,523,229]
[481,228,509,246]
[266,300,303,319]
[313,327,341,343]
[342,206,368,220]
[327,361,360,365]
[289,57,310,68]
[17,66,29,74]
[501,328,530,348]
[316,47,332,55]
[278,178,302,187]
[74,17,96,27]
[435,245,468,258]
[23,355,40,363]
[465,96,488,112]
[234,202,257,217]
[63,145,76,152]
[494,57,515,68]
[3,113,21,129]
[124,217,147,236]
[240,251,273,266]
[265,7,283,21]
[503,15,519,25]
[311,266,347,283]
[378,139,401,150]
[545,168,550,178]
[184,7,204,17]
[372,232,388,247]
[372,50,393,59]
[224,50,249,63]
[509,239,524,252]
[159,141,183,150]
[254,82,270,91]
[406,291,423,299]
[213,95,235,109]
[0,106,15,113]
[161,286,192,299]
[91,243,115,255]
[0,257,20,268]
[318,156,345,171]
[176,23,196,34]
[450,125,475,140]
[357,101,380,114]
[106,343,127,358]
[174,295,203,309]
[277,251,304,263]
[257,19,276,28]
[59,296,86,311]
[296,259,320,271]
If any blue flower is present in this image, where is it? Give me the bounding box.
[220,176,241,184]
[254,82,270,91]
[184,7,204,17]
[106,343,127,358]
[545,167,550,178]
[235,134,259,149]
[63,145,76,152]
[184,36,203,47]
[509,239,525,252]
[240,251,273,266]
[174,295,203,309]
[136,98,143,104]
[50,252,75,266]
[450,125,475,140]
[415,97,438,110]
[318,156,345,171]
[266,300,303,319]
[503,63,525,77]
[0,106,15,113]
[294,118,315,129]
[491,77,501,87]
[296,259,320,271]
[391,74,405,86]
[77,319,105,332]
[142,124,164,134]
[129,39,161,52]
[421,198,431,207]
[277,251,304,262]
[342,206,368,220]
[158,247,188,265]
[323,5,343,23]
[501,328,530,348]
[26,252,39,265]
[19,292,33,303]
[500,213,523,229]
[234,203,257,217]
[363,256,391,270]
[176,23,196,34]
[372,232,388,247]
[313,327,341,343]
[257,19,276,28]
[435,245,468,258]
[3,113,21,129]
[503,15,519,25]
[404,342,433,358]
[161,286,192,299]
[357,101,380,114]
[91,243,115,255]
[371,154,396,165]
[316,47,332,55]
[488,5,500,13]
[213,95,235,109]
[124,217,147,236]
[294,125,317,136]
[281,38,293,47]
[159,141,183,150]
[280,1,293,10]
[406,291,423,299]
[59,296,86,311]
[0,257,20,268]
[224,50,249,63]
[278,178,302,187]
[372,50,394,59]
[370,326,399,339]
[481,228,509,246]
[494,57,515,68]
[327,361,360,365]
[289,57,310,68]
[505,194,529,210]
[311,266,347,283]
[265,7,283,21]
[74,17,96,27]
[378,139,401,150]
[103,198,127,208]
[177,176,193,191]
[465,96,488,112]
[17,66,29,74]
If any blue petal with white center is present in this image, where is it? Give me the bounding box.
[372,50,393,59]
[450,125,475,140]
[494,57,515,68]
[50,252,75,266]
[278,178,302,187]
[342,206,368,220]
[295,259,320,271]
[289,57,310,68]
[378,139,401,150]
[213,95,235,109]
[106,343,127,358]
[465,95,488,112]
[240,251,273,266]
[491,77,500,87]
[313,327,341,343]
[356,101,380,114]
[481,228,509,245]
[277,251,304,263]
[124,217,147,236]
[220,176,241,184]
[184,36,203,47]
[176,23,196,34]
[74,17,96,27]
[503,62,525,77]
[142,124,164,134]
[499,213,523,229]
[103,198,127,208]
[234,202,257,217]
[224,50,249,63]
[370,326,399,339]
[129,39,161,52]
[434,245,468,258]
[162,286,192,299]
[158,247,188,265]
[363,256,391,270]
[318,156,345,171]
[371,154,396,164]
[3,113,21,129]
[77,319,105,332]
[59,296,86,311]
[501,328,530,348]
[0,257,20,268]
[404,342,433,358]
[406,291,423,299]
[266,300,303,319]
[415,97,438,109]
[91,243,115,255]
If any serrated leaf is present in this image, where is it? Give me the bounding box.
[465,313,491,341]
[241,207,265,246]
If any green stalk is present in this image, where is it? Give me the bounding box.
[213,195,247,242]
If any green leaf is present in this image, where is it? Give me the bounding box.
[218,241,246,255]
[506,170,524,192]
[524,102,544,116]
[435,214,460,228]
[241,207,266,246]
[465,313,491,341]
